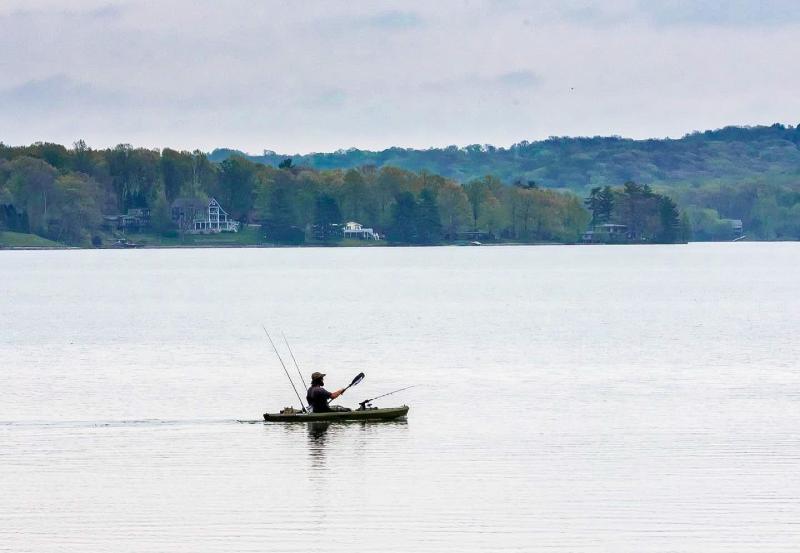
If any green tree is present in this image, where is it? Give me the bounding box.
[314,194,342,241]
[341,168,368,223]
[512,187,539,240]
[375,166,410,228]
[47,173,102,244]
[463,177,498,230]
[150,190,174,234]
[6,156,57,236]
[416,188,442,244]
[585,186,601,225]
[679,211,692,242]
[476,194,508,238]
[657,196,680,243]
[598,186,614,223]
[71,140,94,175]
[217,156,257,221]
[435,180,471,239]
[265,181,303,244]
[107,145,161,211]
[160,148,193,202]
[388,191,417,243]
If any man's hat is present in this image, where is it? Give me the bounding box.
[311,371,326,380]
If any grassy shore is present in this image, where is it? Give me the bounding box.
[0,231,64,248]
[133,227,264,247]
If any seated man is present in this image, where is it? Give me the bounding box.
[306,372,346,413]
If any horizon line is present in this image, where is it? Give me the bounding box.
[2,120,796,157]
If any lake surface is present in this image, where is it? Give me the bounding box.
[1,243,799,552]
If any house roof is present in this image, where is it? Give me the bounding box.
[171,197,208,210]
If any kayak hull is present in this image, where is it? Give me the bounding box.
[263,405,409,422]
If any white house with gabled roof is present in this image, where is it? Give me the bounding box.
[192,198,239,233]
[343,221,379,240]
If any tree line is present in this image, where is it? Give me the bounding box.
[212,124,800,191]
[208,124,800,241]
[1,141,606,246]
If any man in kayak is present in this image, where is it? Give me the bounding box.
[306,372,346,413]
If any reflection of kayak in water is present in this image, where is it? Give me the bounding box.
[263,406,409,422]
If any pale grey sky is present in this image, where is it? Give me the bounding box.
[1,0,799,153]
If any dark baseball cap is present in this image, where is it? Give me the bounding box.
[311,371,326,380]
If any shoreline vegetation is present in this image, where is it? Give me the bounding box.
[2,124,798,249]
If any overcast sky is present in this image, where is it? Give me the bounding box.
[1,0,799,153]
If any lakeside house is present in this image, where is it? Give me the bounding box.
[102,207,151,232]
[582,223,629,243]
[455,230,494,241]
[171,197,239,234]
[722,219,744,236]
[343,221,379,240]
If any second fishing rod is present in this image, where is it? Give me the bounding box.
[263,327,308,413]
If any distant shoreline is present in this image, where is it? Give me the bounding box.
[16,241,795,253]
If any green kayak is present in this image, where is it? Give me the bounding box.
[263,405,409,422]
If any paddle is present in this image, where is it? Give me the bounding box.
[328,372,365,404]
[344,372,365,392]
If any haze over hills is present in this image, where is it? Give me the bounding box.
[210,124,800,191]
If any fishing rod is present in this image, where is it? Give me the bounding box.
[282,332,308,391]
[358,385,416,409]
[262,327,307,413]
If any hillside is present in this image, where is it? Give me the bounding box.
[210,124,800,191]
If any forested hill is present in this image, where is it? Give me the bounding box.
[210,124,800,191]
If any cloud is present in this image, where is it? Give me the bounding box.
[496,71,542,88]
[316,9,423,33]
[0,75,122,110]
[634,0,799,27]
[1,1,799,152]
[364,10,423,29]
[0,2,126,20]
[303,88,349,108]
[422,70,543,94]
[640,0,800,26]
[503,0,800,28]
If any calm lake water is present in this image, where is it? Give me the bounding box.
[1,243,799,552]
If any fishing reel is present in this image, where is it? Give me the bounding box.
[357,385,416,410]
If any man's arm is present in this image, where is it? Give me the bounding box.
[329,388,346,400]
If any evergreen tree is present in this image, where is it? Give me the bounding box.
[313,194,342,241]
[598,186,614,223]
[388,191,417,243]
[657,196,681,243]
[679,211,692,242]
[416,188,442,244]
[265,184,304,244]
[584,187,601,225]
